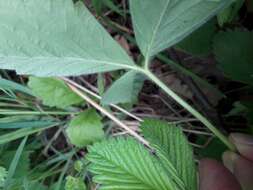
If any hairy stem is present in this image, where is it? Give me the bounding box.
[142,69,236,151]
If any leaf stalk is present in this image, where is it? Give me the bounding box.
[141,68,236,151]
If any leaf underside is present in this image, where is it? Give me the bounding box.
[0,0,135,76]
[130,0,234,59]
[101,71,145,105]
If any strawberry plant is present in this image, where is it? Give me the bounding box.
[0,0,252,189]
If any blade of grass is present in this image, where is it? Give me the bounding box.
[66,83,150,147]
[0,124,59,145]
[0,110,77,116]
[4,136,28,190]
[54,151,75,190]
[0,78,33,96]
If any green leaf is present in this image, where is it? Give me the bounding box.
[101,71,145,105]
[28,77,83,108]
[22,180,47,190]
[92,0,104,15]
[0,78,33,95]
[66,109,104,148]
[217,0,244,26]
[92,0,123,16]
[65,176,86,190]
[0,150,31,178]
[0,120,56,129]
[176,19,217,56]
[0,166,7,187]
[213,30,253,85]
[196,137,227,160]
[130,0,233,59]
[0,0,136,76]
[4,136,28,190]
[141,119,197,190]
[87,137,181,190]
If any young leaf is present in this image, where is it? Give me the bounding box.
[141,119,197,190]
[213,30,253,86]
[87,137,181,190]
[101,71,145,105]
[0,0,136,77]
[28,77,83,108]
[0,166,7,188]
[65,176,86,190]
[130,0,233,59]
[66,109,104,148]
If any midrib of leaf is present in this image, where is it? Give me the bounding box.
[92,147,175,190]
[3,56,138,70]
[96,152,156,189]
[145,0,170,62]
[0,0,137,76]
[0,56,140,76]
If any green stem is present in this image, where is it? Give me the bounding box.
[143,69,236,151]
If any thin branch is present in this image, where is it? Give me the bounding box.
[66,83,150,147]
[61,77,142,122]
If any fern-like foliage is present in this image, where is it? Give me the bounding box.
[87,137,182,190]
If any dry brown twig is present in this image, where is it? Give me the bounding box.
[66,81,150,147]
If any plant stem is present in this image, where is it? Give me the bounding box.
[67,83,150,147]
[143,69,236,151]
[61,77,142,122]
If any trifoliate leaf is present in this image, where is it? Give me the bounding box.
[0,166,7,187]
[130,0,234,59]
[141,119,197,190]
[102,71,145,105]
[74,160,85,173]
[65,176,86,190]
[87,137,182,190]
[66,109,104,147]
[0,0,136,77]
[28,77,83,108]
[213,30,253,85]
